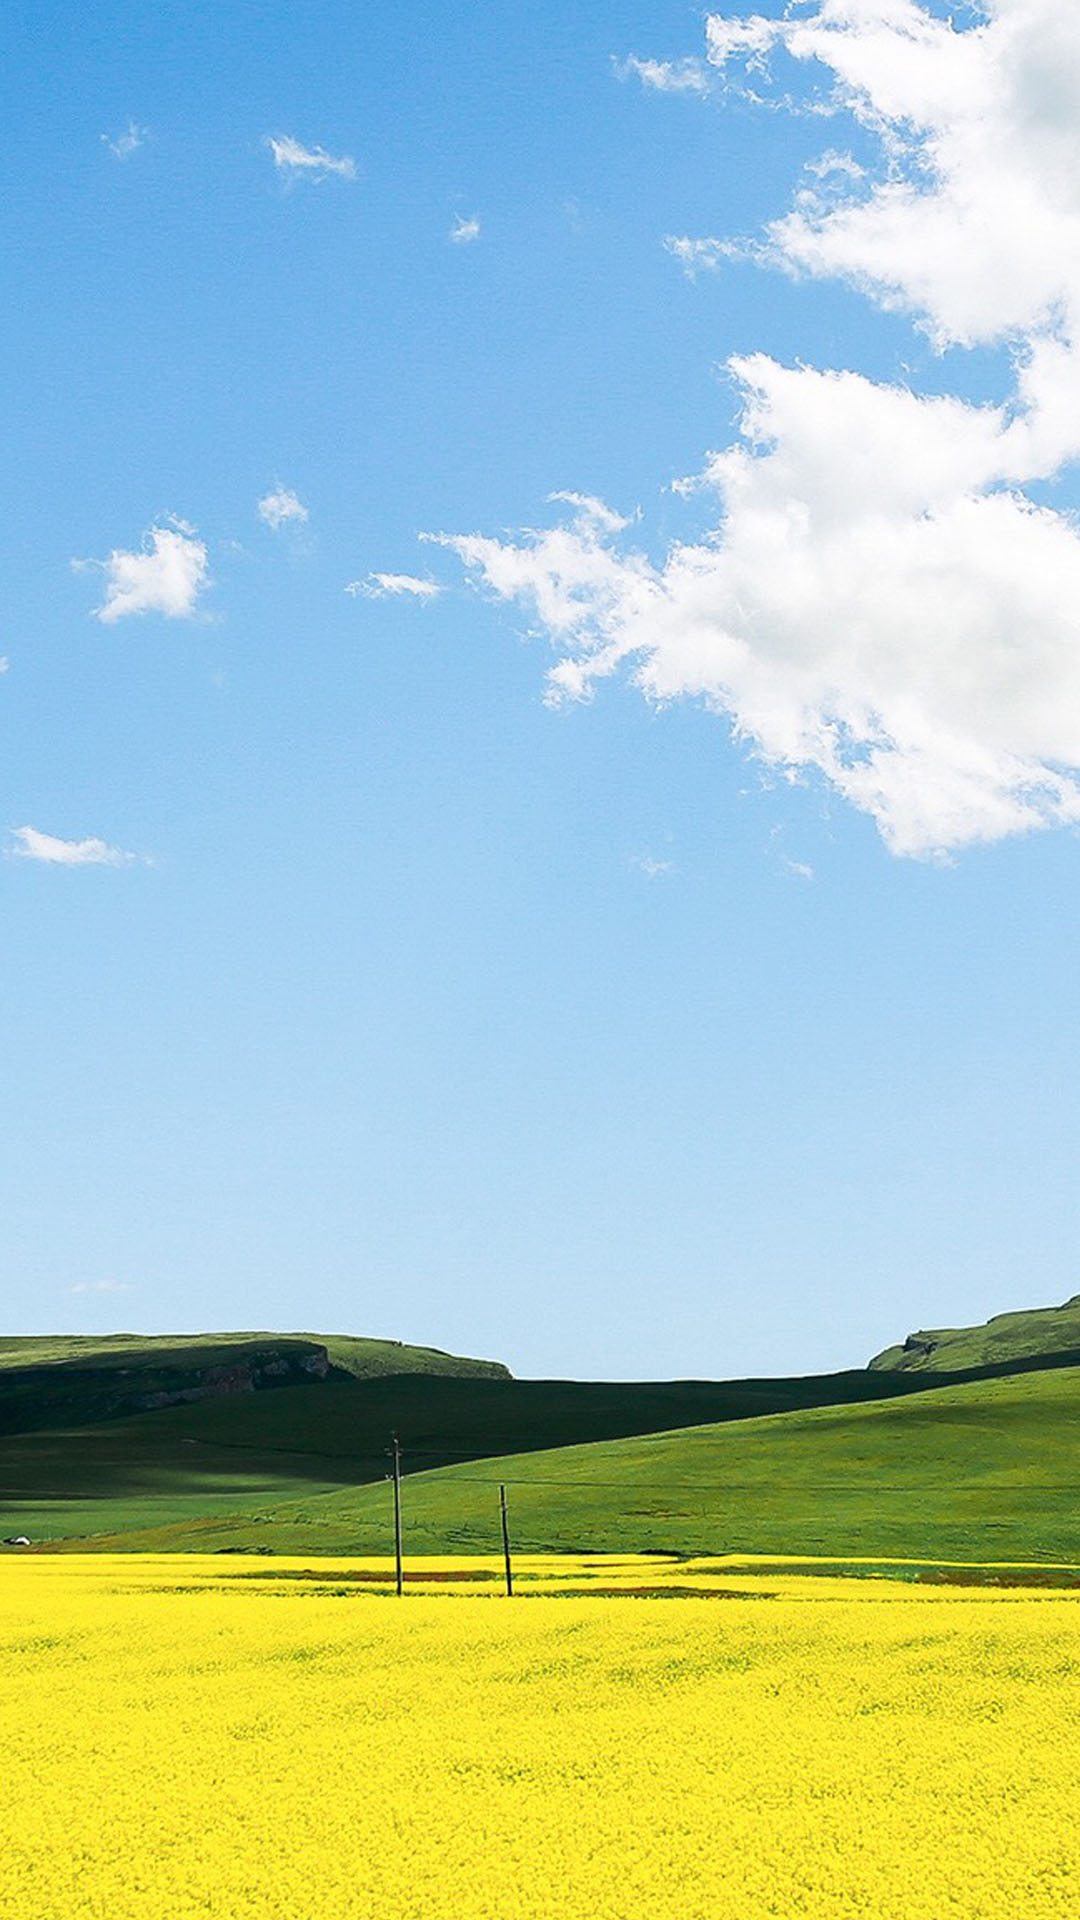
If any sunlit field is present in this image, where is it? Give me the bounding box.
[3,1556,1080,1918]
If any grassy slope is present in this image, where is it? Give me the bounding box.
[0,1367,942,1546]
[11,1363,1080,1563]
[304,1364,1080,1565]
[0,1332,509,1380]
[869,1296,1080,1372]
[319,1335,509,1380]
[0,1331,511,1438]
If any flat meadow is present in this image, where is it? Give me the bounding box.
[3,1555,1080,1919]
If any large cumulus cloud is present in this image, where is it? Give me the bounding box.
[443,0,1080,857]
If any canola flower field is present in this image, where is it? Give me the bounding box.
[3,1555,1080,1919]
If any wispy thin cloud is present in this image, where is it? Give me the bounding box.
[631,853,674,880]
[9,827,135,868]
[70,1279,134,1295]
[804,149,864,184]
[663,235,732,277]
[266,135,356,182]
[258,486,309,530]
[613,55,709,95]
[548,492,633,534]
[77,519,209,624]
[102,121,147,160]
[450,214,481,244]
[346,573,442,600]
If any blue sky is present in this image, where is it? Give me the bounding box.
[4,0,1080,1378]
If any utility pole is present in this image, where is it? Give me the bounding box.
[390,1433,403,1596]
[499,1482,513,1597]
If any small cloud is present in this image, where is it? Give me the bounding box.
[663,234,732,277]
[346,572,442,600]
[9,827,135,868]
[70,1279,134,1295]
[258,486,309,530]
[631,853,675,880]
[449,214,481,244]
[782,858,815,882]
[613,54,709,94]
[704,16,781,68]
[102,121,147,160]
[548,492,633,533]
[0,658,8,674]
[267,134,356,182]
[804,149,864,183]
[78,519,209,624]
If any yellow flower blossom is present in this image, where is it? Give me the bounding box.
[1,1555,1078,1918]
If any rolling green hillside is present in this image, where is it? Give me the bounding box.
[7,1360,1080,1565]
[0,1331,511,1380]
[0,1365,945,1547]
[0,1331,510,1437]
[319,1334,509,1381]
[250,1363,1080,1566]
[869,1296,1080,1373]
[9,1325,1080,1564]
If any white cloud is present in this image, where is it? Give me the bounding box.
[10,827,135,867]
[450,214,481,244]
[0,658,8,674]
[102,121,147,160]
[267,135,356,182]
[346,572,442,600]
[711,0,1080,362]
[704,16,782,70]
[614,55,709,95]
[258,486,309,529]
[663,235,732,277]
[547,492,634,534]
[441,350,1080,857]
[70,1279,133,1295]
[81,521,209,624]
[442,0,1080,857]
[632,854,675,879]
[804,149,865,184]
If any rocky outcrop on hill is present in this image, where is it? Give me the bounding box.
[868,1296,1080,1374]
[0,1330,513,1437]
[124,1344,331,1411]
[0,1339,334,1435]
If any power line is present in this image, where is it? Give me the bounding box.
[386,1474,1080,1491]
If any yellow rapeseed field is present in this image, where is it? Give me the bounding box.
[2,1556,1079,1919]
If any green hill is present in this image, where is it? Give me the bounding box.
[7,1357,1080,1564]
[0,1331,509,1437]
[868,1296,1080,1373]
[234,1362,1080,1567]
[0,1364,945,1548]
[319,1334,509,1381]
[9,1325,1080,1564]
[0,1331,511,1383]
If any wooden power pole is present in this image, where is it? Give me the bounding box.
[390,1434,403,1596]
[499,1482,513,1597]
